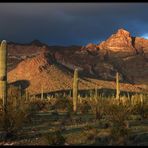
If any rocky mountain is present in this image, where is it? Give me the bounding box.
[98,29,136,56]
[96,28,148,84]
[7,40,81,71]
[7,40,49,71]
[7,28,148,94]
[8,52,73,94]
[97,28,148,58]
[8,51,107,94]
[53,28,148,84]
[8,51,145,95]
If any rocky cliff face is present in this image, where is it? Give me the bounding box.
[134,37,148,57]
[8,51,74,94]
[99,29,133,49]
[7,40,50,71]
[98,29,141,58]
[7,28,148,87]
[82,28,148,84]
[8,51,145,94]
[98,29,148,57]
[8,51,118,94]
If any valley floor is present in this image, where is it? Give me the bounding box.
[0,104,148,146]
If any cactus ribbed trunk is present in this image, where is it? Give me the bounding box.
[25,89,28,102]
[94,87,98,103]
[19,84,22,102]
[69,90,72,97]
[116,72,120,99]
[73,68,78,112]
[41,84,43,100]
[0,40,7,112]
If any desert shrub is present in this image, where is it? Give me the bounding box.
[63,109,77,125]
[29,98,52,112]
[109,128,129,145]
[47,97,58,106]
[72,116,82,124]
[98,119,111,129]
[104,102,131,145]
[53,96,73,112]
[79,100,91,114]
[88,97,107,120]
[82,125,110,145]
[133,104,148,120]
[81,125,98,143]
[53,97,66,110]
[45,130,66,145]
[0,89,31,141]
[58,120,66,132]
[86,129,98,141]
[28,102,39,113]
[130,94,148,119]
[0,110,28,140]
[8,85,19,98]
[51,110,59,121]
[104,102,131,126]
[83,124,94,131]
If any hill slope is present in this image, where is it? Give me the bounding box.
[8,51,146,95]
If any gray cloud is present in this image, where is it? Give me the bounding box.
[0,3,148,45]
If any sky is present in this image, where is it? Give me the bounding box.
[0,3,148,46]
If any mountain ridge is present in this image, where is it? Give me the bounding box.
[7,28,148,94]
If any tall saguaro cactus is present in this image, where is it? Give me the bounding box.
[73,68,79,112]
[116,72,120,99]
[0,40,7,112]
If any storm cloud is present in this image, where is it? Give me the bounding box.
[0,3,148,45]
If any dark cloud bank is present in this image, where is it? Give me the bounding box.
[0,3,148,46]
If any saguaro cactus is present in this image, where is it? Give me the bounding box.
[94,87,98,103]
[25,88,28,102]
[0,40,7,112]
[73,68,79,112]
[116,72,120,99]
[41,84,44,100]
[19,84,22,100]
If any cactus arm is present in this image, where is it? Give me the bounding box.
[41,84,43,100]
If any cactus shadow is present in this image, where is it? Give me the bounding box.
[9,80,30,89]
